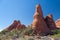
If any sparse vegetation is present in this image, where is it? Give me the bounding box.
[24,25,34,36]
[0,26,60,40]
[51,29,60,37]
[0,28,26,40]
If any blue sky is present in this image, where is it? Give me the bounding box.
[0,0,60,31]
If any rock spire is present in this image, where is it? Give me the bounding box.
[32,4,51,35]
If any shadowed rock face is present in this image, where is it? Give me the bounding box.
[32,4,51,35]
[55,19,60,28]
[45,14,57,30]
[7,20,26,31]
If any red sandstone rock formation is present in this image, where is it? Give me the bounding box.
[55,19,60,29]
[5,4,59,36]
[45,14,57,30]
[7,20,26,31]
[32,4,51,35]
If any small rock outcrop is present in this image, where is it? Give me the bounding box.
[7,20,26,31]
[45,14,57,30]
[32,4,51,35]
[55,19,60,29]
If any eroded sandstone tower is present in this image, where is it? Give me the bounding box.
[32,4,51,35]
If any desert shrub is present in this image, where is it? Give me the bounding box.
[51,29,60,37]
[0,29,8,35]
[8,29,20,36]
[51,29,60,34]
[24,25,34,36]
[19,28,25,33]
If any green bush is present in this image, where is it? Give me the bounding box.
[0,29,8,35]
[24,25,34,36]
[51,29,60,34]
[51,29,60,37]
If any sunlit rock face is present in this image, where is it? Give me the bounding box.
[45,14,57,30]
[32,4,51,35]
[55,19,60,29]
[7,20,26,31]
[16,24,26,30]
